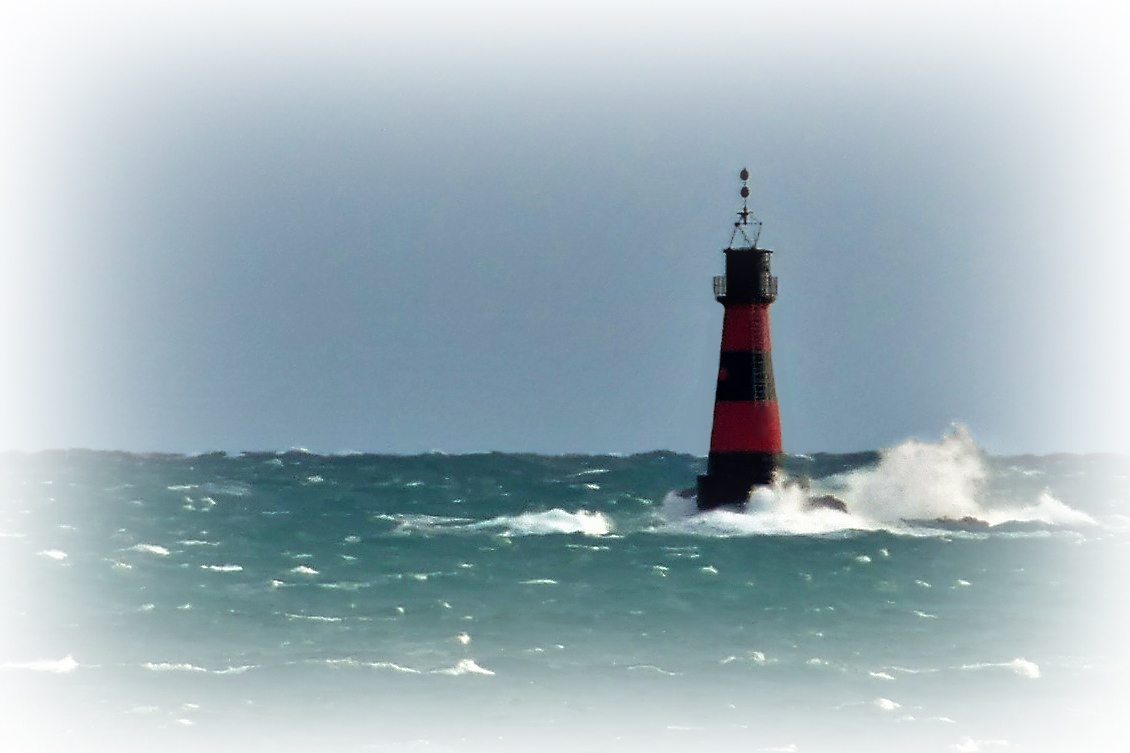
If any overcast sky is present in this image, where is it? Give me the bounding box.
[2,1,1128,455]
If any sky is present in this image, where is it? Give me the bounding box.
[2,0,1128,456]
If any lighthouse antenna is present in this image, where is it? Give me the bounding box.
[728,167,763,249]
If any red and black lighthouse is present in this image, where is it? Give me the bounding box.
[696,169,783,511]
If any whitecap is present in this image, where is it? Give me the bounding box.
[959,658,1040,679]
[289,565,319,576]
[520,578,558,585]
[142,662,207,673]
[285,613,343,623]
[1,655,79,673]
[627,664,679,676]
[200,564,243,572]
[1007,658,1041,679]
[874,697,901,711]
[130,544,170,556]
[434,658,495,676]
[476,508,614,537]
[322,657,420,673]
[368,661,421,674]
[37,549,67,561]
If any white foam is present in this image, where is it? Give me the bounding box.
[657,485,879,537]
[37,549,67,560]
[200,564,243,572]
[476,509,614,537]
[959,658,1041,679]
[1,655,79,673]
[142,662,208,673]
[520,578,558,585]
[289,565,319,576]
[661,426,1095,537]
[984,491,1096,527]
[434,658,495,676]
[874,697,901,711]
[286,613,343,622]
[367,661,421,674]
[1007,658,1041,679]
[324,658,420,674]
[131,543,170,556]
[627,664,679,676]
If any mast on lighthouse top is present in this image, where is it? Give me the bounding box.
[716,168,777,305]
[728,167,763,250]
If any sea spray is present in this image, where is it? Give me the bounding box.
[665,426,1094,535]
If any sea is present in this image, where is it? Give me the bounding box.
[2,426,1128,752]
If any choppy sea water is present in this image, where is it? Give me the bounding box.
[2,428,1128,752]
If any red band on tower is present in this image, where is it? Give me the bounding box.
[720,304,773,352]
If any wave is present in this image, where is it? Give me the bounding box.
[386,508,614,537]
[472,509,613,537]
[661,426,1096,537]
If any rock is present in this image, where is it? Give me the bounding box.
[807,494,848,513]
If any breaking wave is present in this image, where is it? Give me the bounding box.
[661,426,1096,536]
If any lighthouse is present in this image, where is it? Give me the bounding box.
[696,169,783,511]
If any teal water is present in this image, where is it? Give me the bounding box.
[2,430,1127,751]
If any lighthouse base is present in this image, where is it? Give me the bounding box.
[696,452,779,511]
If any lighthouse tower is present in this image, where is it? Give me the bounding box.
[696,169,783,511]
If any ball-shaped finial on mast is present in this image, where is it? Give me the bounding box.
[730,167,762,249]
